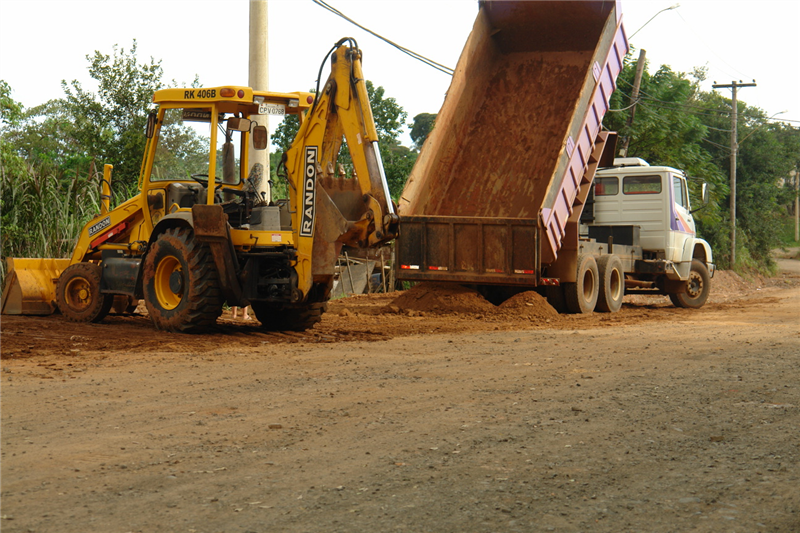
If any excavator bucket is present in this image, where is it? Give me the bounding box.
[1,258,70,315]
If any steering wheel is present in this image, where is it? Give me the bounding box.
[190,173,222,190]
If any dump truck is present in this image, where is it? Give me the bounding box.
[396,0,714,312]
[1,37,399,331]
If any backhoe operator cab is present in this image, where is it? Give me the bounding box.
[143,87,300,228]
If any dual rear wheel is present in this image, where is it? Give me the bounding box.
[548,254,624,314]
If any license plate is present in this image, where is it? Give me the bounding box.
[258,103,285,115]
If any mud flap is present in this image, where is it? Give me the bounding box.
[1,258,71,315]
[191,204,246,307]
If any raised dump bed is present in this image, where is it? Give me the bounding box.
[398,0,628,284]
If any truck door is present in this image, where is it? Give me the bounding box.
[668,174,695,262]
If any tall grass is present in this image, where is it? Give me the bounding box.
[1,154,102,282]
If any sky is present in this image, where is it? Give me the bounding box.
[1,0,798,146]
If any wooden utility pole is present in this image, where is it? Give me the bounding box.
[712,80,756,267]
[619,49,646,158]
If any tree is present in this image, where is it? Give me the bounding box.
[272,113,300,154]
[0,80,23,126]
[409,113,436,151]
[60,40,166,190]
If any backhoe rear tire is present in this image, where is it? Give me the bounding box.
[56,262,113,323]
[596,254,624,313]
[143,227,223,333]
[564,254,599,314]
[668,259,710,309]
[252,280,331,332]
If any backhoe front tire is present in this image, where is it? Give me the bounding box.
[143,227,223,332]
[56,262,113,323]
[564,254,599,314]
[668,259,710,309]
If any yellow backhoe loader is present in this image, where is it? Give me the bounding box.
[1,38,399,332]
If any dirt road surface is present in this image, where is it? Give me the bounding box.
[2,266,799,532]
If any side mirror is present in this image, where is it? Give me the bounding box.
[252,125,268,150]
[690,182,710,214]
[227,117,252,132]
[145,112,156,139]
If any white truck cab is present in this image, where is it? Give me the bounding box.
[588,158,715,308]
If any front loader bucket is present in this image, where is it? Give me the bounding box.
[1,258,70,315]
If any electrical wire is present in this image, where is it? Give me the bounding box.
[701,138,732,152]
[609,98,642,112]
[313,0,455,75]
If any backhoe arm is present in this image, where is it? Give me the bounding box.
[285,38,399,250]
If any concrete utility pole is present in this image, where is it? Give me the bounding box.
[619,48,646,157]
[712,80,756,267]
[249,0,269,201]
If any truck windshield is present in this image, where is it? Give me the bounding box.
[672,176,688,209]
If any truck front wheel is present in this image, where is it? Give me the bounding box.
[564,254,599,314]
[596,255,624,313]
[668,259,710,309]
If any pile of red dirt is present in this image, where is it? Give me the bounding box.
[497,290,559,320]
[387,283,559,320]
[388,283,496,315]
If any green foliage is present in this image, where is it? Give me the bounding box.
[365,80,414,199]
[0,80,23,126]
[60,40,164,189]
[382,141,417,199]
[1,144,100,260]
[272,113,300,155]
[409,113,436,151]
[365,81,406,145]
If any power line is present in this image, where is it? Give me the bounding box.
[312,0,455,75]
